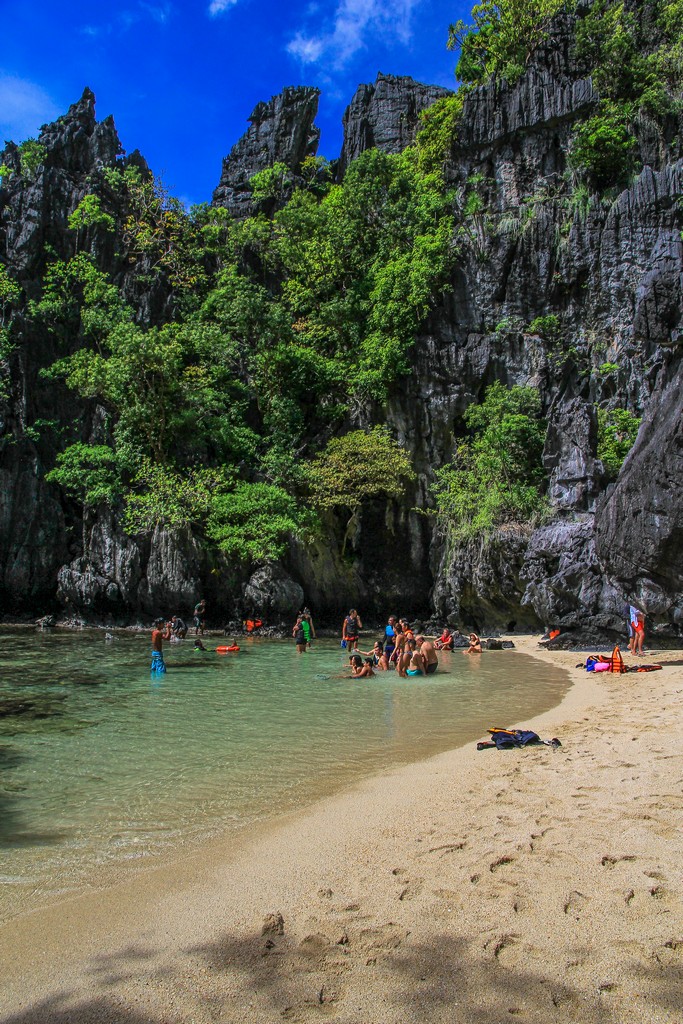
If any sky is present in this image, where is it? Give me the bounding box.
[0,0,470,206]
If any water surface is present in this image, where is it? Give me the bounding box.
[0,630,569,919]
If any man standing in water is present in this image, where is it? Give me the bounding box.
[342,608,363,650]
[151,617,172,674]
[193,598,206,636]
[416,635,439,674]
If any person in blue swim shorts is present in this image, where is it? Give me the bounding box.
[151,617,171,673]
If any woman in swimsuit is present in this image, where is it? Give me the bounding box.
[464,633,482,654]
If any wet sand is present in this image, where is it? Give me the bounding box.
[0,636,681,1024]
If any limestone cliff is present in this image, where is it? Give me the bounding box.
[1,10,682,632]
[212,86,320,218]
[339,73,452,175]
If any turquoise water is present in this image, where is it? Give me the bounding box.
[0,630,569,919]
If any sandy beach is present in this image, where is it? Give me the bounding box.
[0,636,681,1024]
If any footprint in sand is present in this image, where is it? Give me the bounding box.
[358,923,406,952]
[426,842,466,857]
[298,933,332,957]
[563,890,588,918]
[484,933,521,959]
[512,895,532,914]
[490,855,515,873]
[601,854,637,868]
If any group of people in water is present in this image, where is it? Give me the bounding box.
[335,611,484,678]
[151,600,484,676]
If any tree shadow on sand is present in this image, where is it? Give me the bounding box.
[2,925,682,1024]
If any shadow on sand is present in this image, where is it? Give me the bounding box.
[1,924,681,1024]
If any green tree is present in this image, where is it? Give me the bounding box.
[308,426,416,554]
[596,406,641,479]
[206,481,312,562]
[416,94,465,173]
[68,194,116,233]
[569,103,637,189]
[0,263,21,397]
[17,138,46,177]
[105,165,207,292]
[46,443,122,508]
[431,382,548,541]
[250,162,294,210]
[30,253,130,351]
[122,461,231,533]
[448,0,566,86]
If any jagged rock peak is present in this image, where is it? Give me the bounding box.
[36,87,122,174]
[339,72,453,174]
[212,85,320,215]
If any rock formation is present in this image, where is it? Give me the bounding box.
[339,73,452,175]
[594,354,683,622]
[1,9,682,631]
[212,86,320,217]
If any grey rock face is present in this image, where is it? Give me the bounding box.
[339,73,452,174]
[243,564,304,621]
[1,7,682,631]
[594,356,683,622]
[212,86,320,217]
[543,397,601,511]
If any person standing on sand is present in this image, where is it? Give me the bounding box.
[630,607,646,655]
[193,599,206,636]
[416,635,438,675]
[151,617,172,673]
[342,609,362,650]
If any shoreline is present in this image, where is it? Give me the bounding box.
[1,637,682,1023]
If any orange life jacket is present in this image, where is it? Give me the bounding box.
[609,644,626,673]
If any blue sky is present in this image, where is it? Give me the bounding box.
[0,0,469,205]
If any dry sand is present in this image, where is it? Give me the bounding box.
[0,637,681,1024]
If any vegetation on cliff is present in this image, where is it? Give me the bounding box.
[3,0,675,585]
[35,148,444,562]
[431,383,548,542]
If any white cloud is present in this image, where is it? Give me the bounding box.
[287,0,422,69]
[287,32,325,64]
[208,0,239,16]
[0,74,61,144]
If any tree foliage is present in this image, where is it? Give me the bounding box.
[570,0,683,189]
[206,482,312,561]
[46,443,122,508]
[68,194,116,233]
[431,382,548,541]
[448,0,566,86]
[596,406,641,479]
[308,426,416,515]
[17,139,46,177]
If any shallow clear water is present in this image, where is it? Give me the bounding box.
[0,630,569,919]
